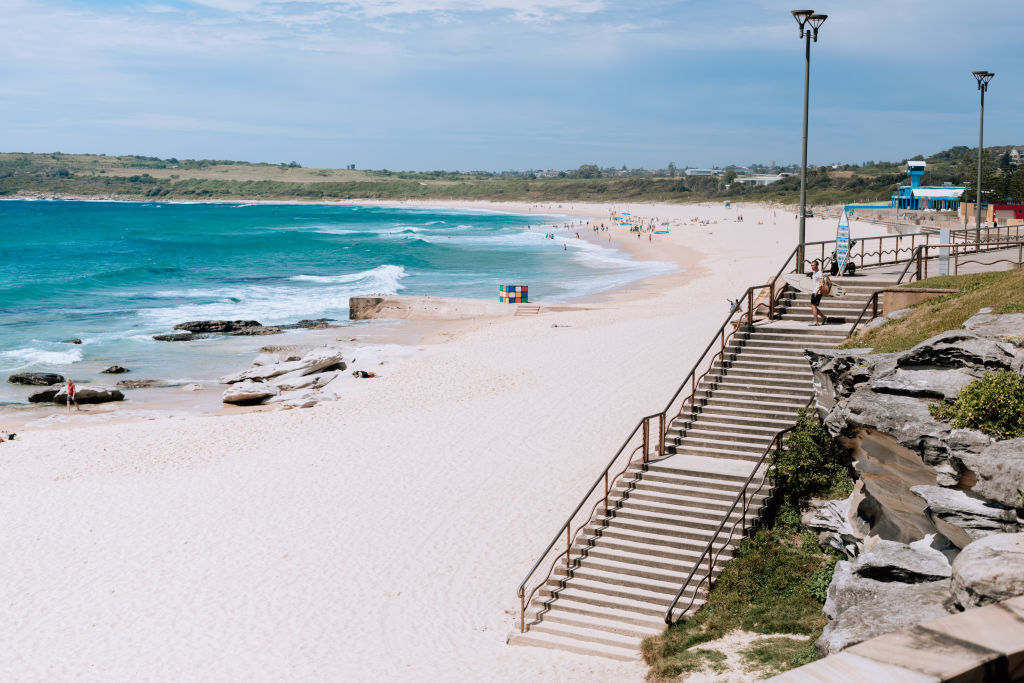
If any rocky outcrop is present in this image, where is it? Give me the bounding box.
[219,346,349,407]
[8,372,64,386]
[951,533,1024,609]
[809,313,1024,655]
[62,338,82,344]
[28,385,124,404]
[222,381,280,406]
[279,318,336,329]
[116,379,170,389]
[153,332,207,342]
[101,365,129,374]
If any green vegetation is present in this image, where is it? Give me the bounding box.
[740,636,819,677]
[641,503,838,680]
[0,144,1020,204]
[930,371,1024,440]
[774,410,852,506]
[843,269,1024,354]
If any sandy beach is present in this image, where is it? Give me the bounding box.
[0,201,892,681]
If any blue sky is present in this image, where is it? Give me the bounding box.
[0,0,1021,170]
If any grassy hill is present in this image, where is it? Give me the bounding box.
[0,146,1020,203]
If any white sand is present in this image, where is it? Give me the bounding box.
[0,202,888,681]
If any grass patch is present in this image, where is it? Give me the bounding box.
[741,636,819,678]
[640,503,838,680]
[842,269,1024,353]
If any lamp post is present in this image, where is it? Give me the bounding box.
[972,70,994,246]
[792,10,827,273]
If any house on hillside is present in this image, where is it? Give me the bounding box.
[1010,148,1021,167]
[892,161,965,211]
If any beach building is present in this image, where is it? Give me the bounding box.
[958,202,1024,226]
[684,168,725,177]
[733,173,792,186]
[892,161,965,211]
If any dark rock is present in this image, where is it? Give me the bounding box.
[910,485,1019,548]
[279,318,336,329]
[230,326,284,336]
[951,533,1024,608]
[153,332,209,342]
[62,338,82,344]
[29,385,124,404]
[173,320,262,333]
[897,330,1016,371]
[8,372,65,386]
[101,365,130,374]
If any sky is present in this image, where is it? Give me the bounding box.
[0,0,1021,170]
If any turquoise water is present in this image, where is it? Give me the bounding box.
[0,200,673,404]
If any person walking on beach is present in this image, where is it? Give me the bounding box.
[66,379,80,412]
[809,260,826,326]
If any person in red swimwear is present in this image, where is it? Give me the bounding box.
[66,379,80,412]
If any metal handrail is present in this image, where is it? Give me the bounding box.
[662,397,814,624]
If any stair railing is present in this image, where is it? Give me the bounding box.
[662,397,814,625]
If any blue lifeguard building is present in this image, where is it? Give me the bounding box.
[892,161,964,211]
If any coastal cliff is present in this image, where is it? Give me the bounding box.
[803,310,1024,656]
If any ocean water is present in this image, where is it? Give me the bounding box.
[0,200,674,405]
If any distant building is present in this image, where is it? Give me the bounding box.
[892,161,964,211]
[733,173,792,186]
[1010,148,1022,167]
[685,168,725,177]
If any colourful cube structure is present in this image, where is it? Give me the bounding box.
[499,284,528,303]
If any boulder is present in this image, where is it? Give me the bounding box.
[116,379,164,389]
[850,539,952,583]
[962,311,1024,338]
[956,438,1024,508]
[802,494,863,558]
[30,385,124,404]
[869,366,979,400]
[8,372,64,386]
[173,320,262,333]
[62,338,82,344]
[817,561,956,655]
[219,347,345,384]
[182,383,203,392]
[222,381,280,406]
[897,330,1016,371]
[101,365,130,374]
[804,349,887,407]
[951,533,1024,609]
[910,485,1019,549]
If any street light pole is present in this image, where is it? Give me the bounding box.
[972,70,994,246]
[792,10,827,273]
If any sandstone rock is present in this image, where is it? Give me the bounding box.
[910,485,1019,549]
[222,381,279,405]
[956,438,1024,508]
[850,540,952,583]
[951,533,1024,608]
[174,320,262,333]
[101,365,130,374]
[869,366,979,400]
[817,561,956,655]
[802,495,863,557]
[30,385,125,404]
[962,311,1024,338]
[805,349,887,408]
[219,347,345,384]
[279,318,336,329]
[8,372,64,386]
[898,330,1016,371]
[182,383,203,392]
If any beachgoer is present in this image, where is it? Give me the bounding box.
[809,261,826,326]
[66,379,80,412]
[352,370,377,378]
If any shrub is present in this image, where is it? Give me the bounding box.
[929,371,1024,440]
[773,410,849,506]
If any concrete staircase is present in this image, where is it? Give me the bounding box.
[775,277,893,323]
[510,278,882,660]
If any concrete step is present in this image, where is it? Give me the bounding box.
[634,462,750,484]
[597,510,723,537]
[710,364,812,380]
[694,401,801,421]
[673,433,771,453]
[508,629,640,662]
[555,561,715,596]
[582,524,736,554]
[526,592,668,630]
[681,411,795,431]
[667,421,782,439]
[703,379,811,398]
[536,584,685,618]
[616,477,748,505]
[701,388,810,406]
[668,442,771,463]
[719,351,812,366]
[529,605,663,639]
[726,343,808,357]
[526,615,644,651]
[612,497,750,526]
[573,534,741,571]
[544,573,684,606]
